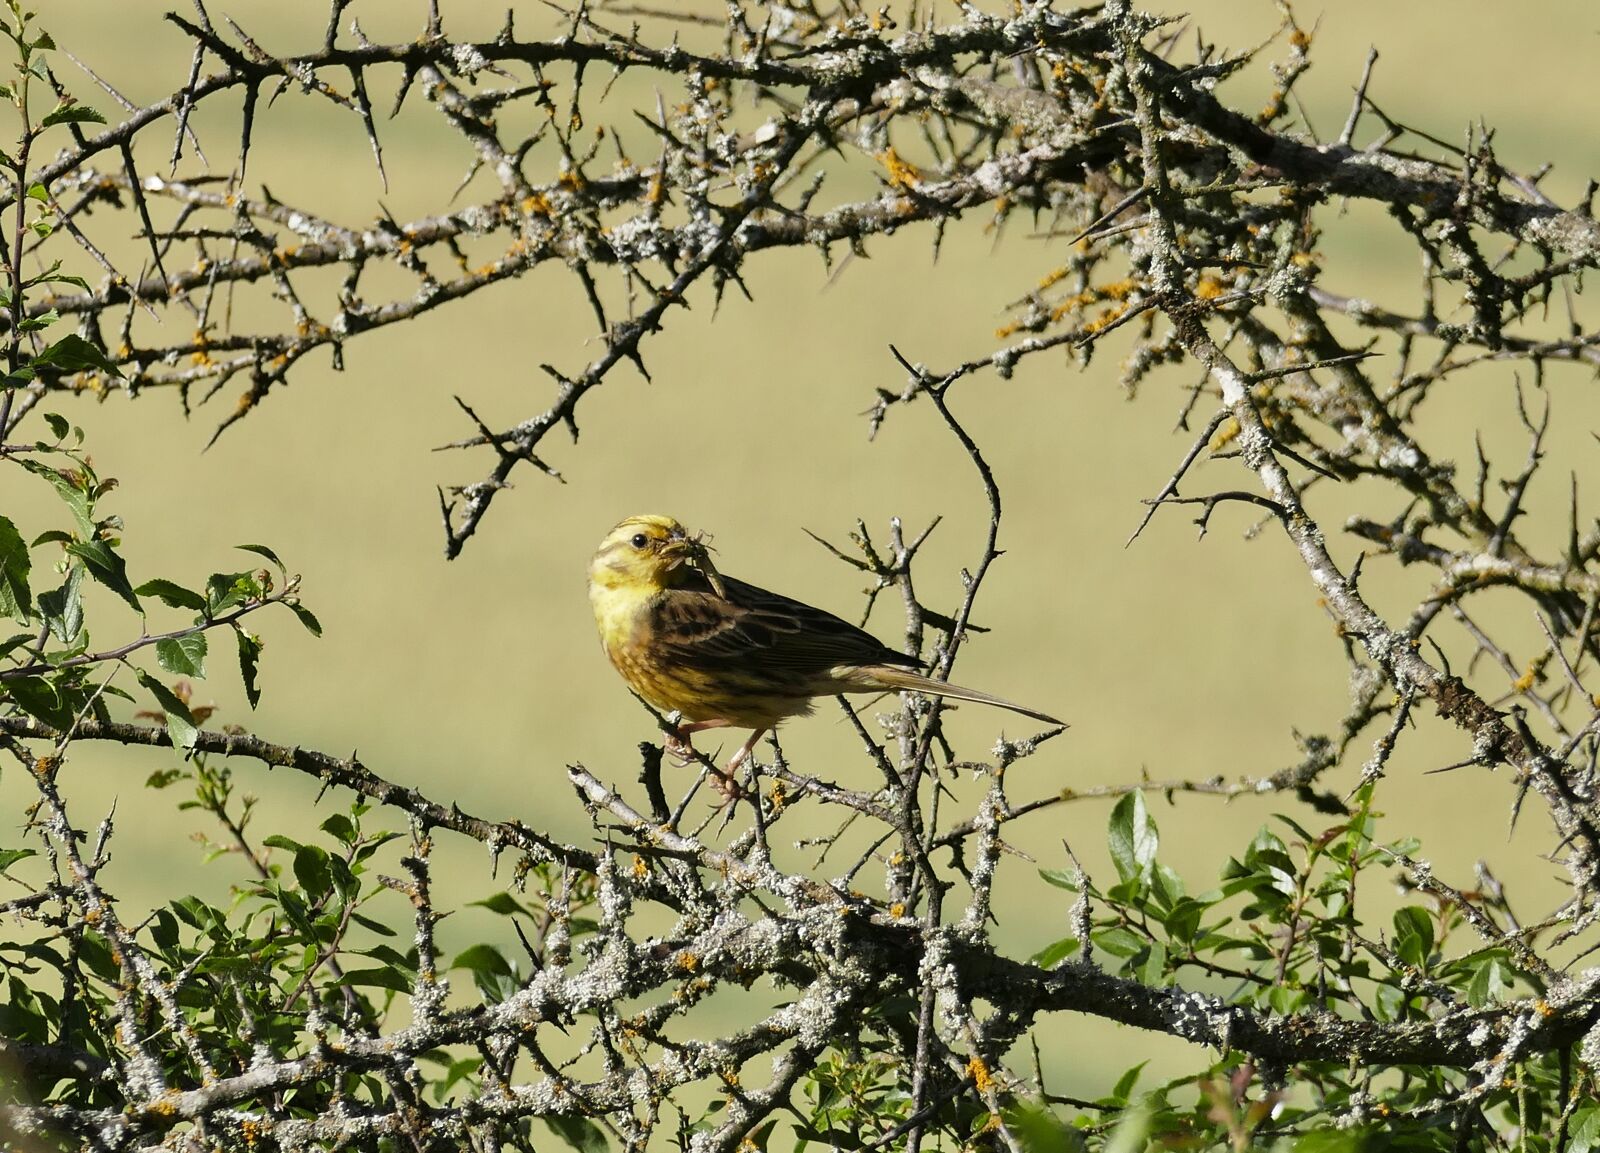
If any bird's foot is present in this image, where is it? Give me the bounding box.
[710,730,767,804]
[662,731,698,766]
[709,767,746,804]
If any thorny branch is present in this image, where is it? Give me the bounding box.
[5,0,1600,1149]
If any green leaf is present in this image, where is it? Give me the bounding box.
[1392,906,1434,969]
[1265,983,1304,1014]
[1371,981,1405,1022]
[452,942,518,1003]
[293,844,332,899]
[148,909,180,953]
[1108,1062,1145,1105]
[471,891,535,918]
[1290,1127,1367,1153]
[134,670,198,751]
[41,413,68,440]
[350,912,397,937]
[235,543,285,572]
[6,676,73,729]
[66,539,140,613]
[1107,791,1158,887]
[320,813,357,845]
[77,934,121,986]
[0,848,36,875]
[37,563,83,644]
[135,579,207,611]
[1162,897,1207,945]
[235,627,262,707]
[450,944,513,977]
[0,515,32,624]
[286,602,322,636]
[539,1116,608,1153]
[29,270,88,294]
[434,1055,483,1103]
[1002,1100,1083,1153]
[1103,1100,1151,1153]
[1038,868,1079,891]
[18,308,59,332]
[32,333,122,378]
[359,944,415,971]
[1568,1107,1600,1153]
[1092,926,1145,957]
[1134,938,1167,985]
[24,263,88,296]
[337,967,413,994]
[1028,936,1078,968]
[41,103,106,128]
[155,633,207,679]
[207,570,260,615]
[1465,955,1512,1007]
[170,896,221,931]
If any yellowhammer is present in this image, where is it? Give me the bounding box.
[587,514,1062,774]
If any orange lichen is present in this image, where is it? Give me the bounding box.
[879,146,921,190]
[967,1057,995,1093]
[1079,302,1129,335]
[1210,417,1241,451]
[1036,265,1071,291]
[1048,277,1136,325]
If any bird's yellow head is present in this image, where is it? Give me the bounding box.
[588,515,723,594]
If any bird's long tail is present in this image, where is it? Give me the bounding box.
[851,664,1064,727]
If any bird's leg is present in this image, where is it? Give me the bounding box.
[725,729,769,775]
[706,728,767,803]
[664,718,731,765]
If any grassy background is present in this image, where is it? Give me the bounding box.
[10,0,1600,1104]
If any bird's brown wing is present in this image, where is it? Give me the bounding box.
[649,572,918,676]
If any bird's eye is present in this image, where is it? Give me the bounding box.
[630,533,650,549]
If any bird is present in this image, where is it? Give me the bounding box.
[587,514,1062,780]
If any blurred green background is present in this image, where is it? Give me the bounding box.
[11,0,1600,1101]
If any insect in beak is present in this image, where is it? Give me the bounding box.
[677,529,727,598]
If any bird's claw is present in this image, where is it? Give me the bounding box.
[661,726,749,804]
[710,768,746,805]
[662,731,697,766]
